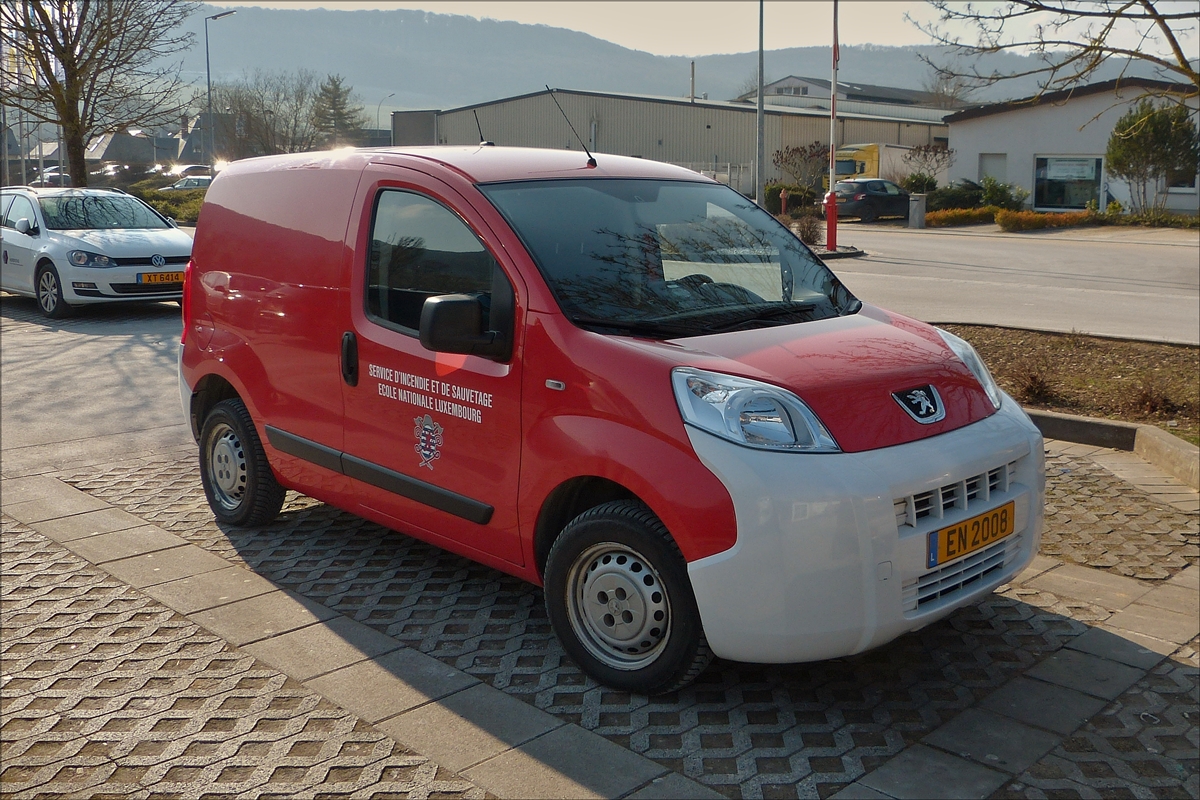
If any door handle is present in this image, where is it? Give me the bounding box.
[341,331,358,386]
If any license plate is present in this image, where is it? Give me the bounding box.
[138,272,184,284]
[927,501,1016,568]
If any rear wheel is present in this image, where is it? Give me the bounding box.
[199,398,285,526]
[36,264,72,319]
[858,206,878,223]
[544,500,712,694]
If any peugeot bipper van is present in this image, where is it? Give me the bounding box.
[180,147,1044,694]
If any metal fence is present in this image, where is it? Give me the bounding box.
[669,162,754,196]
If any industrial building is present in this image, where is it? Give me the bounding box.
[392,87,949,191]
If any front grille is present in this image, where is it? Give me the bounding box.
[109,282,183,295]
[894,460,1018,529]
[902,535,1020,612]
[111,255,190,267]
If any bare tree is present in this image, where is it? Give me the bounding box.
[735,70,775,100]
[921,68,976,108]
[2,0,200,186]
[212,69,322,158]
[909,1,1199,104]
[772,141,829,200]
[902,144,956,176]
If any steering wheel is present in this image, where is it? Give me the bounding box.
[673,273,714,291]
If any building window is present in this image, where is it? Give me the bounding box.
[1167,165,1198,193]
[1034,157,1102,210]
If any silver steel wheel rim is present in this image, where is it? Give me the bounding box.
[207,422,248,512]
[38,271,58,314]
[566,542,671,670]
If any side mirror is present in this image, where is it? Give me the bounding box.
[167,217,178,228]
[14,218,37,236]
[419,294,507,360]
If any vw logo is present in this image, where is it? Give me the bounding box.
[150,254,166,268]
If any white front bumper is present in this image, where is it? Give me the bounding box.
[685,396,1044,664]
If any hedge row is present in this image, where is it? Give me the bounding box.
[134,188,206,226]
[995,209,1094,232]
[925,207,998,227]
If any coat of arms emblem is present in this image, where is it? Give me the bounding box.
[414,414,444,469]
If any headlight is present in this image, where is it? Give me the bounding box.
[67,250,113,268]
[671,367,840,452]
[936,328,1003,410]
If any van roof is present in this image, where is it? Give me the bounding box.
[219,146,714,185]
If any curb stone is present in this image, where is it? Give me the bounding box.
[1026,409,1199,490]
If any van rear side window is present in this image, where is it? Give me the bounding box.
[367,190,498,332]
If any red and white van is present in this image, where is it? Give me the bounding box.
[180,147,1044,694]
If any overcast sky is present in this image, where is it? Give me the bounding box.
[205,2,940,56]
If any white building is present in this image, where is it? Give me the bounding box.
[946,78,1199,213]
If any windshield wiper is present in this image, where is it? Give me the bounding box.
[569,315,701,338]
[700,302,820,334]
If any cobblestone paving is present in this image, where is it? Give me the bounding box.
[0,516,488,800]
[1042,451,1198,580]
[994,638,1199,800]
[55,453,1172,799]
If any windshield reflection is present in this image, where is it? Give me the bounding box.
[39,195,170,231]
[480,179,856,337]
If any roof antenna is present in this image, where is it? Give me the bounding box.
[545,85,596,167]
[473,110,494,146]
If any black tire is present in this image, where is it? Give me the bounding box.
[858,206,878,224]
[544,500,713,694]
[35,264,73,319]
[199,398,285,526]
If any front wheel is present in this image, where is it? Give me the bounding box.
[36,264,73,319]
[544,500,713,694]
[199,398,286,526]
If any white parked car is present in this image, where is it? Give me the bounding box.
[0,187,193,318]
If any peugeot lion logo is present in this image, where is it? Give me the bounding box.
[893,384,945,424]
[150,254,166,268]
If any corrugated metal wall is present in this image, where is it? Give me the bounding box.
[436,92,948,183]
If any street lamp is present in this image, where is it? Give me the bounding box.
[376,92,395,136]
[205,9,237,169]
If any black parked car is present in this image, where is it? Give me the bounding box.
[831,178,909,223]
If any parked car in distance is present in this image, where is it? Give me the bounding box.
[0,187,193,318]
[28,172,73,188]
[181,147,1044,694]
[832,178,910,222]
[161,176,212,191]
[168,164,211,178]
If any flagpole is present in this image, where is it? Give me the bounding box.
[755,0,764,206]
[825,0,839,250]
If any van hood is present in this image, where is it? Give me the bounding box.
[641,305,998,453]
[51,227,193,257]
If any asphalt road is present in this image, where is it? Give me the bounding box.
[830,223,1200,345]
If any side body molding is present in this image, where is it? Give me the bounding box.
[264,425,494,525]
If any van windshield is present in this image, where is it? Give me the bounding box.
[479,179,858,337]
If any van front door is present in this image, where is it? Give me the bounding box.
[340,174,525,567]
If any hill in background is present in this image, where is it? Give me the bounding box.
[175,4,1146,114]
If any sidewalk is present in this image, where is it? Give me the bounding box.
[3,439,1196,799]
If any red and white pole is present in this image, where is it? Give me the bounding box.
[825,0,840,251]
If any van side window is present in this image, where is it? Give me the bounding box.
[367,190,499,334]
